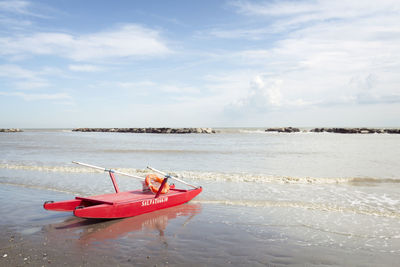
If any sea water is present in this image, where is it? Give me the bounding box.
[1,129,399,265]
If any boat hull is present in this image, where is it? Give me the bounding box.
[44,187,202,219]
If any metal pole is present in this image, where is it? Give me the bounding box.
[147,166,198,189]
[72,161,145,180]
[108,171,120,193]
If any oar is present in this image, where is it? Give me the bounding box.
[72,161,145,181]
[147,166,198,189]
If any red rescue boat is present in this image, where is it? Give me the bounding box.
[43,162,202,219]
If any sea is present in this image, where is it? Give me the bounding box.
[1,128,399,265]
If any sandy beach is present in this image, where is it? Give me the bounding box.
[1,183,399,267]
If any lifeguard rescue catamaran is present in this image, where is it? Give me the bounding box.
[43,161,202,219]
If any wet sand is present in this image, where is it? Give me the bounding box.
[1,184,399,266]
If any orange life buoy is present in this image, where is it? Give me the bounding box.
[145,174,170,194]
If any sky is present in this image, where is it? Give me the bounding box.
[0,0,399,128]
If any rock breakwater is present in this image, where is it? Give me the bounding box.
[265,127,300,133]
[0,128,23,133]
[264,127,400,134]
[72,128,216,134]
[310,128,400,134]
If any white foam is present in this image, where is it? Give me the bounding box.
[193,199,400,218]
[1,163,399,185]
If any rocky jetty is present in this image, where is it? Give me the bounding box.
[265,127,300,133]
[264,127,400,134]
[72,127,216,134]
[0,128,23,133]
[310,128,400,134]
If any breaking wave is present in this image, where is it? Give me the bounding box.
[180,171,400,184]
[0,181,80,195]
[0,163,102,173]
[194,199,400,218]
[100,149,233,154]
[0,163,399,185]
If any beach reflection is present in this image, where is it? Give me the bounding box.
[44,203,202,246]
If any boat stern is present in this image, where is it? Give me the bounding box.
[43,199,83,212]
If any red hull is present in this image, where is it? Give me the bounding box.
[44,187,202,219]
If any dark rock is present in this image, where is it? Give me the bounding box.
[384,129,400,134]
[310,128,400,134]
[310,128,324,133]
[72,127,216,134]
[0,128,23,133]
[265,127,300,133]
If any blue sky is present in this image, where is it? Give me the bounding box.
[1,0,399,128]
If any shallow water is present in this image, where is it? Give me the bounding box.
[1,129,400,265]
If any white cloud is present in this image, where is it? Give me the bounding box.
[227,75,284,113]
[68,64,103,72]
[160,85,200,94]
[204,27,273,40]
[115,80,200,94]
[194,1,400,123]
[218,0,400,112]
[232,0,400,23]
[15,80,49,90]
[0,1,30,14]
[0,64,35,79]
[0,24,171,62]
[117,81,156,88]
[0,64,50,90]
[0,0,51,20]
[0,91,71,101]
[0,16,32,29]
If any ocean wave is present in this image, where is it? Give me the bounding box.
[237,129,267,134]
[1,163,399,185]
[100,149,234,154]
[0,181,80,195]
[179,171,400,185]
[0,163,102,173]
[216,128,309,134]
[194,199,400,218]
